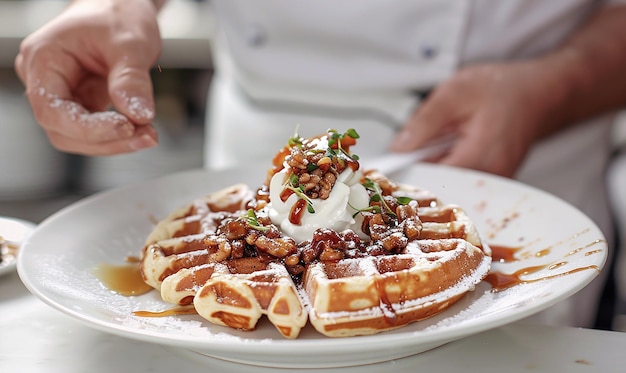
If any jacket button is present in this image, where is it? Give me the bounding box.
[420,45,438,59]
[245,24,266,47]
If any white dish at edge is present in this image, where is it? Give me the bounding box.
[0,216,36,277]
[17,164,607,368]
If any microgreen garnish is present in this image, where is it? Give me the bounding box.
[285,173,316,213]
[327,128,360,161]
[351,178,414,218]
[288,134,304,148]
[244,209,270,232]
[285,184,316,213]
[288,126,304,148]
[328,128,359,147]
[288,172,300,186]
[362,178,395,215]
[351,204,382,218]
[396,196,412,205]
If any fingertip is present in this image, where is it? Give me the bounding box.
[108,63,156,124]
[128,124,158,150]
[127,95,155,124]
[111,90,155,125]
[129,132,158,151]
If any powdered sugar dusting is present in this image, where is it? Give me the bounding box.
[358,257,378,276]
[114,90,154,120]
[36,85,136,134]
[127,96,154,119]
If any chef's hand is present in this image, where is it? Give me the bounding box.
[14,0,162,156]
[390,62,559,178]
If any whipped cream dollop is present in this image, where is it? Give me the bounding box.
[267,166,370,243]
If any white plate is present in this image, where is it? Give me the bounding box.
[17,164,607,368]
[0,216,36,277]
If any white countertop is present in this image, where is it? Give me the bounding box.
[0,0,215,68]
[2,270,625,373]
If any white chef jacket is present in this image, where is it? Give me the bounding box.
[204,0,624,328]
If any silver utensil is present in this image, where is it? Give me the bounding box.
[363,135,456,175]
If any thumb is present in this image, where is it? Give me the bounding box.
[108,60,156,125]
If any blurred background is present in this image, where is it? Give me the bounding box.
[2,0,626,332]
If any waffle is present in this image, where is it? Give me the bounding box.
[139,130,491,339]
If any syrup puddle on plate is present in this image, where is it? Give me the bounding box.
[93,258,198,317]
[92,258,153,296]
[485,242,603,291]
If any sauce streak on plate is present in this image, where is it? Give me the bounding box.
[486,241,604,291]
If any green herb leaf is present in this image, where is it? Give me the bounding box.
[361,177,397,217]
[346,128,360,139]
[244,209,269,232]
[288,126,303,147]
[396,196,412,205]
[285,185,316,215]
[288,173,299,187]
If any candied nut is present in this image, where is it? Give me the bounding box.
[265,225,282,239]
[207,237,232,262]
[299,174,311,184]
[245,230,260,245]
[340,230,362,248]
[367,244,387,256]
[360,213,374,236]
[383,195,399,214]
[230,240,246,259]
[257,215,272,226]
[255,236,298,258]
[396,204,417,222]
[287,149,308,169]
[285,253,301,266]
[403,217,422,241]
[317,156,332,166]
[368,214,388,241]
[381,232,407,252]
[318,172,336,199]
[319,247,344,261]
[223,219,248,240]
[286,264,305,276]
[301,245,322,264]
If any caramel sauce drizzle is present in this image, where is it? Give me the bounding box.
[279,188,294,202]
[486,265,601,292]
[289,198,307,225]
[133,306,197,318]
[489,244,523,263]
[485,240,605,292]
